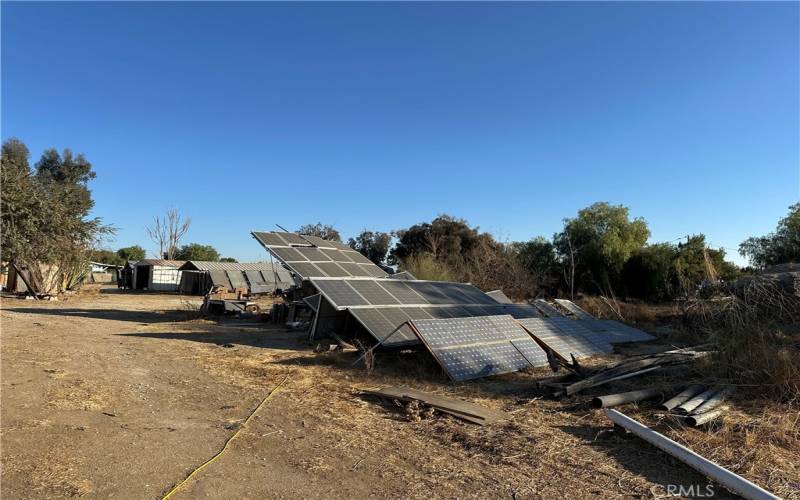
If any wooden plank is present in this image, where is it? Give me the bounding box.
[363,386,506,424]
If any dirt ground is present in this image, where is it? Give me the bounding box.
[0,287,792,498]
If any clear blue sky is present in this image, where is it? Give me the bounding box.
[3,2,798,264]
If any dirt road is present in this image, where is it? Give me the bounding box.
[1,288,732,498]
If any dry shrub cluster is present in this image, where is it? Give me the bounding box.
[402,240,540,300]
[691,279,800,402]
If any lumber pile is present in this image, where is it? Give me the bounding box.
[541,347,711,397]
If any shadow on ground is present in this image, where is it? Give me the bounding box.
[118,323,309,351]
[4,307,192,324]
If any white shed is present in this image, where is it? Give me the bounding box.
[131,259,185,291]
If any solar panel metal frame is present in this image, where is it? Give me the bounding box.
[554,299,595,320]
[531,299,564,317]
[486,290,514,304]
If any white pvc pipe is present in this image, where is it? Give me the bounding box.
[604,409,779,500]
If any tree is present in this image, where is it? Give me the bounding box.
[1,138,112,293]
[512,237,559,291]
[220,257,238,263]
[174,243,220,261]
[117,245,145,262]
[297,223,341,242]
[554,202,650,293]
[622,243,677,301]
[146,209,191,260]
[739,203,800,268]
[390,215,486,266]
[348,230,392,265]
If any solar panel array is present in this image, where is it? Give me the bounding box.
[251,231,387,280]
[409,315,549,381]
[517,317,615,360]
[309,278,542,346]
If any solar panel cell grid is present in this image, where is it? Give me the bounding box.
[275,232,310,246]
[378,281,427,304]
[270,247,308,262]
[315,262,351,278]
[361,264,388,277]
[252,232,289,247]
[348,280,400,305]
[313,280,369,307]
[295,247,332,262]
[287,262,324,278]
[322,248,353,262]
[435,344,532,381]
[344,251,375,265]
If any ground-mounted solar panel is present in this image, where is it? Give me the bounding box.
[406,281,455,304]
[313,279,369,307]
[486,290,514,304]
[270,247,308,262]
[501,304,542,318]
[378,280,427,304]
[547,317,614,354]
[409,315,548,381]
[592,319,655,343]
[251,230,388,279]
[335,262,372,277]
[349,308,418,346]
[300,235,338,249]
[295,247,332,262]
[402,307,434,320]
[315,262,351,278]
[387,271,416,280]
[531,299,563,317]
[275,231,311,246]
[348,280,400,305]
[287,262,324,279]
[344,250,375,265]
[361,264,389,277]
[517,317,613,360]
[322,248,353,262]
[554,299,595,320]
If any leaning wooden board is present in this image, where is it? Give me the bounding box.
[362,386,507,425]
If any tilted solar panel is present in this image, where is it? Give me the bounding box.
[554,299,595,320]
[516,317,613,360]
[531,299,563,317]
[251,230,387,279]
[409,315,548,381]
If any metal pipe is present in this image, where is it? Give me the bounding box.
[659,385,705,411]
[692,387,733,415]
[592,388,662,408]
[676,387,717,414]
[686,406,729,427]
[604,409,779,500]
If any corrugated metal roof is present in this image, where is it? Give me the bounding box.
[134,259,186,267]
[179,261,286,272]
